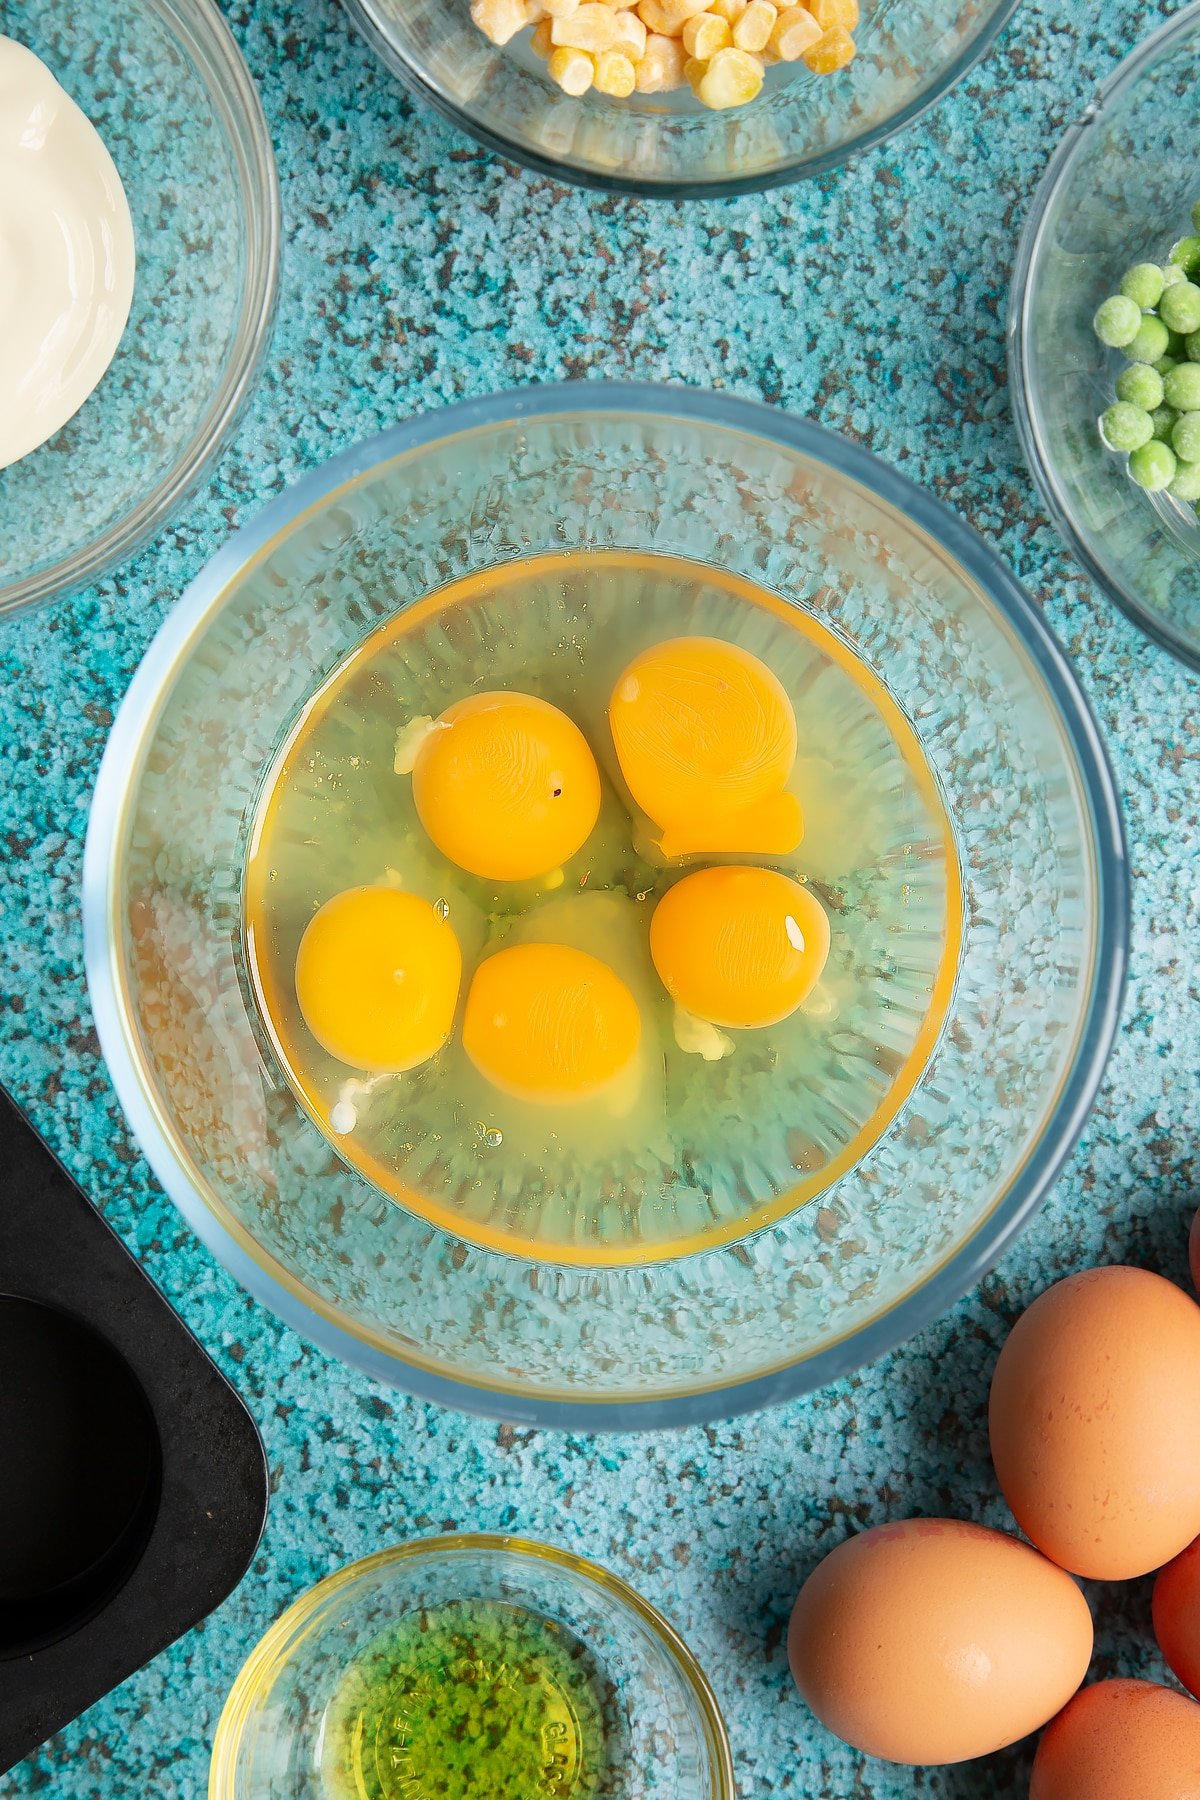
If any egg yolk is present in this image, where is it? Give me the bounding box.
[462,943,641,1105]
[650,865,830,1030]
[608,637,803,858]
[294,885,462,1072]
[411,691,601,882]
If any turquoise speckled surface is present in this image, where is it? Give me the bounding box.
[1,0,1199,1792]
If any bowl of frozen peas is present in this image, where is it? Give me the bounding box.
[1010,2,1200,669]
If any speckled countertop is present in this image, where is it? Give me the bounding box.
[1,0,1198,1793]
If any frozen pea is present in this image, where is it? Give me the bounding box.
[1164,362,1200,410]
[1161,262,1188,290]
[1170,234,1200,275]
[1151,405,1178,441]
[1155,354,1180,375]
[1168,459,1200,501]
[1099,402,1154,451]
[1129,439,1177,490]
[1116,362,1164,409]
[1127,314,1171,362]
[1186,330,1200,363]
[1172,410,1200,462]
[1120,262,1165,308]
[1160,280,1200,334]
[1093,294,1143,347]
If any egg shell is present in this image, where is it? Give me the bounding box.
[989,1266,1200,1580]
[1029,1680,1200,1798]
[1153,1535,1200,1700]
[786,1518,1093,1765]
[1190,1206,1200,1297]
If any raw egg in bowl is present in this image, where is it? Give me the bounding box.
[83,384,1127,1427]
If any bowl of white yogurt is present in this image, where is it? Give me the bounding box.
[0,0,280,619]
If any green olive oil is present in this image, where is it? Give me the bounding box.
[327,1600,612,1800]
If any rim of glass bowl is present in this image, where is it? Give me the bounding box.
[0,0,281,622]
[208,1534,736,1800]
[82,382,1130,1431]
[1008,1,1200,673]
[338,0,1022,200]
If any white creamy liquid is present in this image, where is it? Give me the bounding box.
[0,36,136,471]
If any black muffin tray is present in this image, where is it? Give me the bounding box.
[0,1086,268,1774]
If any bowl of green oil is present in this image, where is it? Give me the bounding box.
[209,1536,734,1800]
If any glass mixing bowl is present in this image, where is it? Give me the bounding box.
[341,0,1018,196]
[1010,3,1200,671]
[209,1536,734,1800]
[83,383,1128,1428]
[0,0,279,620]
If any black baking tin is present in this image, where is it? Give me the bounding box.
[0,1086,268,1773]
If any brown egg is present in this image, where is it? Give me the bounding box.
[787,1518,1092,1765]
[1029,1680,1200,1798]
[1153,1534,1200,1700]
[989,1267,1200,1579]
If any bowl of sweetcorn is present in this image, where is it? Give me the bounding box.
[340,0,1019,195]
[84,383,1127,1428]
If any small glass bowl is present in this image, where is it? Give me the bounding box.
[0,0,280,620]
[341,0,1018,197]
[83,383,1128,1428]
[1010,2,1200,670]
[209,1536,735,1800]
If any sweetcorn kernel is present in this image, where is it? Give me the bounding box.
[531,16,554,52]
[731,0,775,50]
[551,4,619,49]
[637,0,711,33]
[634,30,688,86]
[683,52,708,92]
[542,0,581,15]
[682,11,732,56]
[808,0,858,28]
[470,0,529,44]
[708,0,748,21]
[548,43,596,87]
[801,21,855,66]
[769,5,819,56]
[665,0,716,18]
[610,8,648,54]
[593,46,637,90]
[698,43,763,103]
